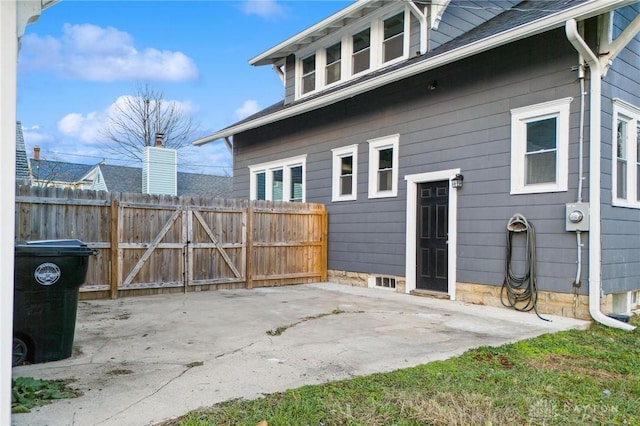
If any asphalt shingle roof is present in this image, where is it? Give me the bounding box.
[27,159,232,198]
[15,122,31,184]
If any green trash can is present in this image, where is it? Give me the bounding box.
[13,239,93,366]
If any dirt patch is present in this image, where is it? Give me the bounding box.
[525,354,622,380]
[473,353,514,369]
[106,369,134,376]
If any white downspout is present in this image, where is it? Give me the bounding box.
[565,19,635,331]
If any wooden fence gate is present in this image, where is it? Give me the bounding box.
[15,186,327,299]
[115,201,247,292]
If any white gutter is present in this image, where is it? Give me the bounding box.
[565,18,635,331]
[194,0,638,147]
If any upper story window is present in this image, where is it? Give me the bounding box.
[325,42,342,85]
[296,6,409,99]
[510,98,572,194]
[368,134,399,199]
[301,55,316,95]
[352,28,371,75]
[383,13,404,63]
[250,155,307,202]
[612,99,640,208]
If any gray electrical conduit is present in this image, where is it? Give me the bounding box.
[501,214,550,322]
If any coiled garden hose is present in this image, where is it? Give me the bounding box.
[501,213,550,322]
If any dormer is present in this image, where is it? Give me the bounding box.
[251,0,430,104]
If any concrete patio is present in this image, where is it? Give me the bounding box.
[12,282,588,426]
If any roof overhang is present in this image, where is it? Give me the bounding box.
[249,0,395,66]
[194,0,639,147]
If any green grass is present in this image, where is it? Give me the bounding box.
[163,316,640,426]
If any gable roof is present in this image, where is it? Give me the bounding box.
[194,0,638,146]
[15,122,31,184]
[28,159,232,198]
[30,159,93,183]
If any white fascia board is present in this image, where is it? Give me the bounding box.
[194,0,638,147]
[249,0,380,66]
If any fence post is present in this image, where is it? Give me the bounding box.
[246,204,254,289]
[321,209,328,282]
[110,198,119,299]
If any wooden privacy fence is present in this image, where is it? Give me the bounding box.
[15,185,327,299]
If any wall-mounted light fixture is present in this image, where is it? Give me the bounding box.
[451,173,464,189]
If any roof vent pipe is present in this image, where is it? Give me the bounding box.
[565,18,634,331]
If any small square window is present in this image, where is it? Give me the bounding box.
[510,98,572,194]
[332,144,358,202]
[368,135,399,199]
[370,275,396,289]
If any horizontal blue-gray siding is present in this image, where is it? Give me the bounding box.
[232,27,606,295]
[600,4,640,294]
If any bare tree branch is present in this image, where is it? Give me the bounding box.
[100,83,199,162]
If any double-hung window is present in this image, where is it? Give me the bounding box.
[510,98,572,194]
[612,99,640,208]
[250,155,307,202]
[352,28,370,75]
[332,144,358,201]
[368,134,399,198]
[325,42,342,85]
[301,54,316,95]
[383,12,404,63]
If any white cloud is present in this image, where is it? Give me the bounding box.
[235,100,260,119]
[58,111,105,144]
[22,126,54,146]
[241,0,286,19]
[20,23,198,82]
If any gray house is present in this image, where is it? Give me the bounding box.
[196,0,640,327]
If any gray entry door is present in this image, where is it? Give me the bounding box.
[416,180,448,292]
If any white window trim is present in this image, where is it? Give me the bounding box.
[249,155,307,202]
[331,144,358,202]
[510,97,572,194]
[612,98,640,209]
[298,53,318,98]
[378,8,410,68]
[368,134,399,199]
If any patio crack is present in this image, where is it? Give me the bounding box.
[214,341,256,359]
[265,308,364,336]
[94,361,204,425]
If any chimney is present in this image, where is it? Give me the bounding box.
[155,132,164,147]
[34,146,40,161]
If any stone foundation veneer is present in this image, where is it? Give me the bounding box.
[327,270,614,321]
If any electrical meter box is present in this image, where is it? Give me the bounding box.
[566,202,590,231]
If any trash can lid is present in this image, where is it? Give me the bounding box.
[18,239,87,247]
[15,239,93,256]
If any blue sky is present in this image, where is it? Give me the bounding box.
[17,0,351,175]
